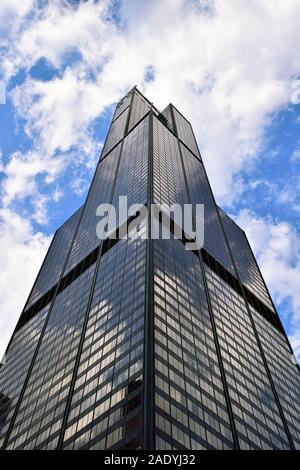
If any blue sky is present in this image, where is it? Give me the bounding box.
[0,0,300,360]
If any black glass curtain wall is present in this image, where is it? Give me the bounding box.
[0,88,299,450]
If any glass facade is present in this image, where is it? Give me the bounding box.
[218,207,275,312]
[154,239,234,450]
[102,107,129,158]
[251,306,300,449]
[181,143,235,275]
[5,266,95,450]
[112,117,149,212]
[112,91,132,122]
[159,104,176,134]
[62,231,146,450]
[0,87,299,450]
[0,305,50,448]
[153,115,188,209]
[25,208,82,309]
[172,106,200,159]
[204,266,290,449]
[66,144,121,274]
[128,90,151,133]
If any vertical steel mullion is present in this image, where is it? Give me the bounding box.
[124,88,136,135]
[143,110,154,450]
[169,104,178,137]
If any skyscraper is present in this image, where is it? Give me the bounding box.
[0,87,299,450]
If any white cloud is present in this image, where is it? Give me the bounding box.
[137,0,300,203]
[1,1,112,77]
[12,70,105,161]
[52,187,63,203]
[0,0,33,41]
[235,209,300,359]
[2,0,300,204]
[2,151,47,205]
[0,150,65,225]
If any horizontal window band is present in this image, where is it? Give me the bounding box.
[159,214,286,336]
[100,109,201,164]
[200,249,286,336]
[15,217,284,339]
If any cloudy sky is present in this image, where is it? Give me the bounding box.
[0,0,300,360]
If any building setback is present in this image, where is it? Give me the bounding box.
[0,88,299,450]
